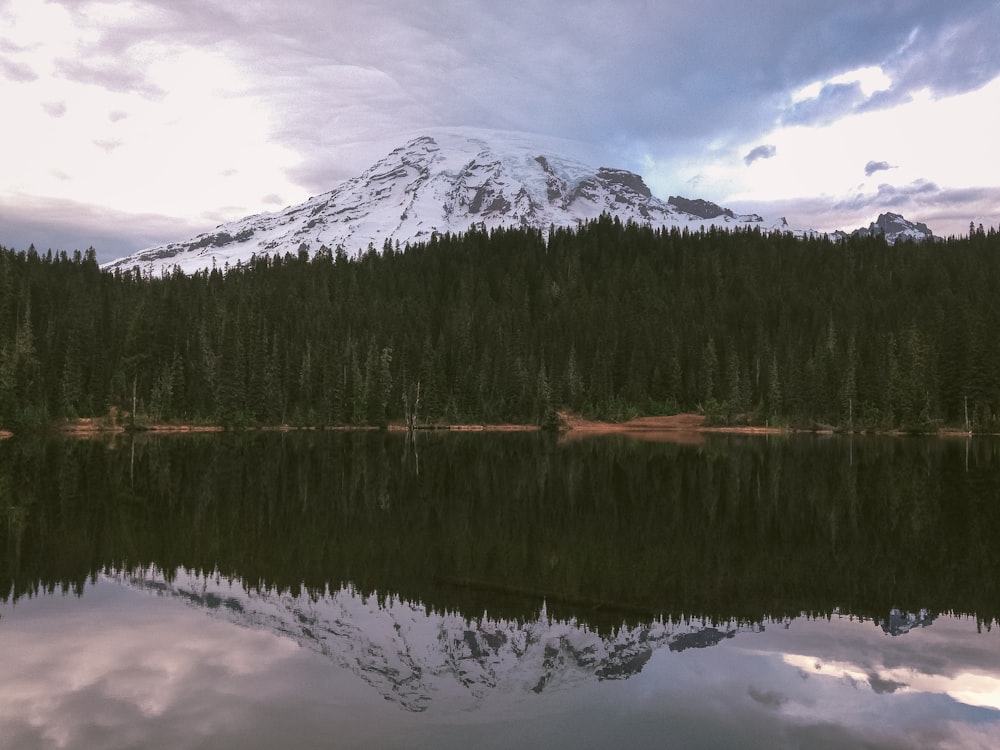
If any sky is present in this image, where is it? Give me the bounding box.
[1,0,999,263]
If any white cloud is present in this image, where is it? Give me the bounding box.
[0,582,306,749]
[830,66,892,98]
[0,12,303,232]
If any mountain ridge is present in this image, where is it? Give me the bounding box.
[103,132,936,275]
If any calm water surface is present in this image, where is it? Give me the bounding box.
[2,431,999,748]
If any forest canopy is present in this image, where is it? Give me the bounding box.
[1,217,999,432]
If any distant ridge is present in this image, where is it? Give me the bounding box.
[104,131,937,275]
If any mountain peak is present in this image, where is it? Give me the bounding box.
[103,132,770,275]
[853,212,937,243]
[102,131,939,275]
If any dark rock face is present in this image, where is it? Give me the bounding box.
[596,168,653,199]
[535,156,569,203]
[667,195,735,220]
[873,212,933,237]
[668,627,736,652]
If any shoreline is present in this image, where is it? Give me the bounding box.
[554,412,786,445]
[0,413,983,440]
[40,413,762,438]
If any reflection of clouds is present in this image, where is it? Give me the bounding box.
[762,614,1000,679]
[747,685,787,709]
[3,580,1000,749]
[946,674,1000,712]
[717,615,1000,748]
[0,584,303,750]
[868,673,908,695]
[772,615,1000,712]
[786,653,903,695]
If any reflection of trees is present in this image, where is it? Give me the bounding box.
[2,433,1000,629]
[2,471,27,585]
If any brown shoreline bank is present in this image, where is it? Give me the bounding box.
[2,413,980,440]
[554,412,788,445]
[34,412,780,442]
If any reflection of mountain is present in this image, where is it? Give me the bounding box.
[879,608,937,636]
[112,567,763,712]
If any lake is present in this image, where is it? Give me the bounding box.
[2,431,999,748]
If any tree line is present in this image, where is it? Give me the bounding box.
[2,217,1000,431]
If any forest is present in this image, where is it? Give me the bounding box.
[1,216,999,432]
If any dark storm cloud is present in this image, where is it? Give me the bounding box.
[744,145,777,165]
[772,4,1000,126]
[865,160,893,177]
[45,0,1000,194]
[863,3,1000,111]
[783,82,868,127]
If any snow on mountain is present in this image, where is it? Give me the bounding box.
[102,131,939,276]
[850,212,937,243]
[103,131,782,276]
[109,566,765,712]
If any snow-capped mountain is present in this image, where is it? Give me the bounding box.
[103,131,782,276]
[850,212,937,243]
[110,566,765,712]
[103,132,939,275]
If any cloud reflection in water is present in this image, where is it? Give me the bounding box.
[2,571,999,749]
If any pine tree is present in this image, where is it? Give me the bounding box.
[700,338,718,407]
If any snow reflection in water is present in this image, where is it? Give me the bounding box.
[2,567,998,749]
